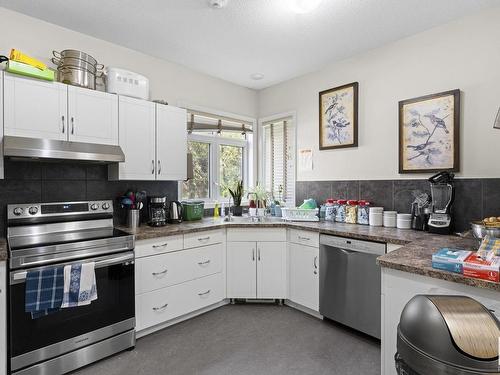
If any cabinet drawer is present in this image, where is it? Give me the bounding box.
[136,273,224,331]
[184,230,224,249]
[288,229,319,248]
[135,235,184,258]
[136,244,223,294]
[227,228,286,242]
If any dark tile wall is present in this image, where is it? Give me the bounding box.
[296,178,500,232]
[0,160,178,235]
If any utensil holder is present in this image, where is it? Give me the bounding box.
[127,209,140,230]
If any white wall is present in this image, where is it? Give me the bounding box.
[0,7,257,118]
[258,7,500,181]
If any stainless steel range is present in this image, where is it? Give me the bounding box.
[7,200,135,375]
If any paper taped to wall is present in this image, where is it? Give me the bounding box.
[299,149,313,171]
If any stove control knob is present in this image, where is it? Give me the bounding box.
[102,202,110,210]
[13,207,24,216]
[90,203,99,211]
[28,206,39,215]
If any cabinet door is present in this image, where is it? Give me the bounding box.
[227,242,256,299]
[114,96,155,180]
[67,86,118,145]
[4,73,67,140]
[0,262,6,375]
[156,104,187,181]
[257,242,286,299]
[289,243,319,311]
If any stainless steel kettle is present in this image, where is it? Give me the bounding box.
[169,201,183,223]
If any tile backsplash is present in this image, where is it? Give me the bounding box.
[0,159,178,235]
[296,179,500,233]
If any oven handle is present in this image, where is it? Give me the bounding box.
[10,251,135,285]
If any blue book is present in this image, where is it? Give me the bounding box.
[432,248,472,274]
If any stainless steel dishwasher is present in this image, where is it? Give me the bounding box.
[319,234,386,339]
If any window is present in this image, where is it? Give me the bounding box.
[181,110,253,203]
[261,118,295,206]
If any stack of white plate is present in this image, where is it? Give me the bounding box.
[369,207,384,226]
[383,211,397,228]
[397,213,412,229]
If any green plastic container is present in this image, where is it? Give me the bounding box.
[182,201,205,221]
[7,60,55,81]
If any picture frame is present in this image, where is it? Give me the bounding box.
[319,82,358,150]
[399,89,460,174]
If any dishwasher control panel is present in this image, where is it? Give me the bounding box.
[319,235,386,255]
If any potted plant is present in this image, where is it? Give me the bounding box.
[228,180,244,216]
[249,184,269,217]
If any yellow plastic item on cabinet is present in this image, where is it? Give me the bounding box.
[9,49,46,70]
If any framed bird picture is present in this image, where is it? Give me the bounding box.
[319,82,358,150]
[399,89,460,173]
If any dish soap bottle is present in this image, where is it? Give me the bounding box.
[213,201,220,218]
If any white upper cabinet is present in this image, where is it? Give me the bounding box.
[110,96,155,180]
[156,104,187,181]
[67,86,118,145]
[3,73,67,140]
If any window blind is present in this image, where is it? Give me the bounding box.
[187,110,253,134]
[262,119,295,206]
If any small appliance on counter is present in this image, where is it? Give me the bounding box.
[148,196,168,227]
[395,295,500,375]
[169,201,183,224]
[428,171,455,234]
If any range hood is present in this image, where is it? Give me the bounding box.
[3,136,125,163]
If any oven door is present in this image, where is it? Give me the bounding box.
[9,251,135,372]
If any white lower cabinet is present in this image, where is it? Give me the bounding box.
[288,242,319,312]
[136,273,224,332]
[227,240,286,299]
[0,261,6,375]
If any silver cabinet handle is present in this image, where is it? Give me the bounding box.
[158,160,161,175]
[152,302,169,311]
[61,115,65,133]
[152,243,168,249]
[152,269,168,276]
[198,236,210,242]
[198,289,211,296]
[151,160,155,174]
[298,235,311,241]
[197,260,211,266]
[71,117,75,134]
[258,248,261,261]
[252,249,255,261]
[313,256,318,274]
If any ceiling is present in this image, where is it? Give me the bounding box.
[1,0,498,89]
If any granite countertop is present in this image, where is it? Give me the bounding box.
[118,217,499,292]
[0,238,7,261]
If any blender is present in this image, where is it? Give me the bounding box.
[427,171,455,234]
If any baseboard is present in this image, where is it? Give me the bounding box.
[285,299,323,320]
[136,300,229,338]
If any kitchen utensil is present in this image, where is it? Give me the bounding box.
[369,207,384,227]
[6,60,55,81]
[148,196,167,227]
[428,171,455,234]
[127,209,140,230]
[53,50,102,68]
[169,201,183,224]
[52,49,103,90]
[383,211,397,228]
[471,221,500,240]
[105,67,149,100]
[397,213,412,229]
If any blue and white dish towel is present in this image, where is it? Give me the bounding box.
[61,262,98,308]
[25,267,64,319]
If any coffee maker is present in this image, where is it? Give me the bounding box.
[427,171,455,234]
[148,196,168,227]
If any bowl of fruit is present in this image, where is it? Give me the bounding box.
[471,217,500,239]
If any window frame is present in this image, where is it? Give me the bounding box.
[178,114,255,208]
[258,111,297,208]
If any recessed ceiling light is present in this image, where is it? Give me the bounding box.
[290,0,323,14]
[208,0,229,9]
[250,73,264,80]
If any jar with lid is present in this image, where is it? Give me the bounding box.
[345,200,358,224]
[357,200,370,225]
[325,199,337,221]
[335,200,347,223]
